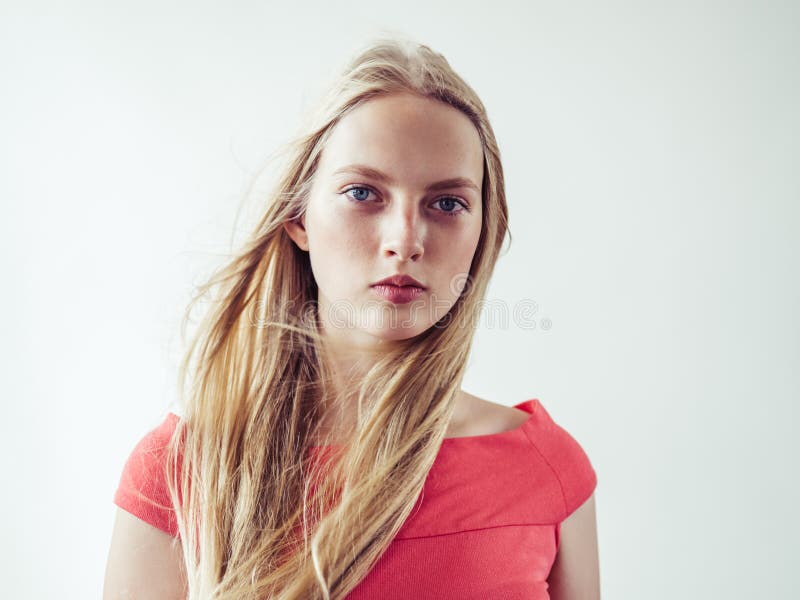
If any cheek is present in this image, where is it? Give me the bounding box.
[441,219,481,267]
[437,220,482,290]
[305,203,375,282]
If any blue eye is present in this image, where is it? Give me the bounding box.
[434,197,468,216]
[343,186,374,202]
[341,185,469,216]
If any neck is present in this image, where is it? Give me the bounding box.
[311,320,462,444]
[313,331,382,443]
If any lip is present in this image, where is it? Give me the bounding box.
[370,273,426,305]
[372,274,426,288]
[371,284,425,304]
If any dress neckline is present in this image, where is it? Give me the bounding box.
[308,398,539,450]
[166,399,541,450]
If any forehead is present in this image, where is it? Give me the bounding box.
[317,92,484,186]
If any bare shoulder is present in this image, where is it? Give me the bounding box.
[446,390,530,438]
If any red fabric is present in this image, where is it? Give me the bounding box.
[113,411,183,538]
[113,399,597,599]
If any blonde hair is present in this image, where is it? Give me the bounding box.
[163,35,510,599]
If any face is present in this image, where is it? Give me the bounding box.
[284,92,484,348]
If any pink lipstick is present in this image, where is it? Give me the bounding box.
[371,273,426,305]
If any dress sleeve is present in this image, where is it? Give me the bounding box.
[528,401,598,522]
[113,412,182,538]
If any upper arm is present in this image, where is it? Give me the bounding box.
[103,507,188,600]
[547,492,601,600]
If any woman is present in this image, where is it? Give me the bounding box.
[104,36,600,600]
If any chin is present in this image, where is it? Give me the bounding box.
[366,324,430,342]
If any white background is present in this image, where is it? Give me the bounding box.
[2,1,798,598]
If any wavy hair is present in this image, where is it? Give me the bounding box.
[162,35,510,599]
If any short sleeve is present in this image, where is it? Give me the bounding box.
[113,412,182,538]
[525,400,597,521]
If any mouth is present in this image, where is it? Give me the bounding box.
[372,274,426,288]
[370,283,426,305]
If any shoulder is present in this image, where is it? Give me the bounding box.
[523,399,598,521]
[447,390,530,438]
[113,411,183,538]
[121,412,183,477]
[135,411,181,449]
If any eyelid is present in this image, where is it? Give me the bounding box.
[341,183,470,211]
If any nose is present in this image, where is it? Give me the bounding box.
[380,201,425,262]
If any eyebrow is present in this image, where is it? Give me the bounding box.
[331,164,481,194]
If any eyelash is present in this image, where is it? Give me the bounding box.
[341,185,469,217]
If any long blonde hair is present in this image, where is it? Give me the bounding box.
[163,35,510,599]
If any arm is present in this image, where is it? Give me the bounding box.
[547,492,601,600]
[103,508,189,600]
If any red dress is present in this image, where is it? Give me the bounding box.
[114,399,597,599]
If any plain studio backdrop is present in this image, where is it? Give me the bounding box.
[1,1,798,598]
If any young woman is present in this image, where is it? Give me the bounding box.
[104,37,600,600]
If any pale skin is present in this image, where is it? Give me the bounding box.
[284,91,486,439]
[104,92,600,598]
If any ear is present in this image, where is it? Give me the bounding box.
[283,216,309,252]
